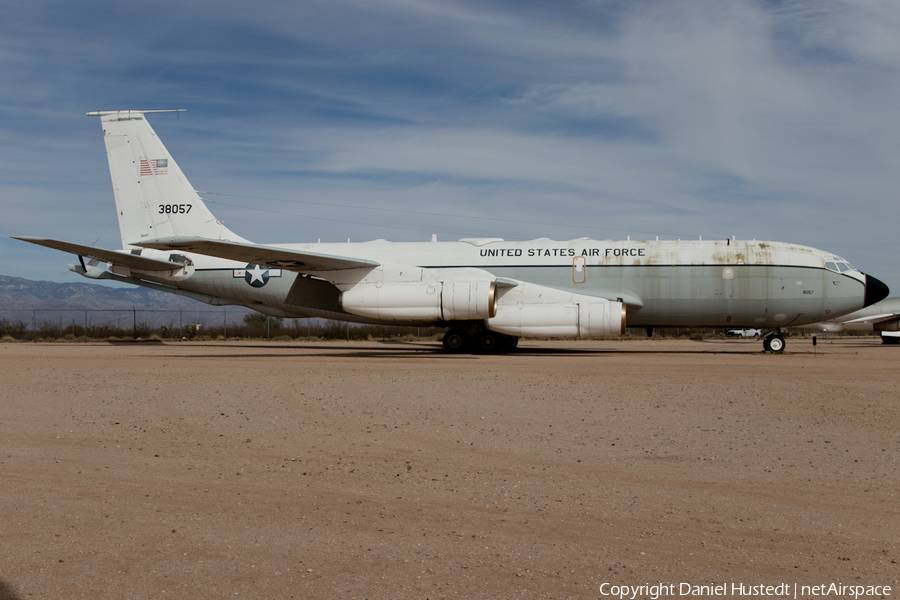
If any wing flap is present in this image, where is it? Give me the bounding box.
[14,236,184,272]
[137,236,379,272]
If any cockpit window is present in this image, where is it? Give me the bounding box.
[825,259,855,273]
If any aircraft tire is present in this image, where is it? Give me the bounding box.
[475,330,500,353]
[765,334,786,353]
[442,329,470,353]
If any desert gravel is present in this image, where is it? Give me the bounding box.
[0,338,898,599]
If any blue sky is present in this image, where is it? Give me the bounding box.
[2,0,900,291]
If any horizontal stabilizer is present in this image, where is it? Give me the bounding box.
[137,236,380,272]
[13,236,185,271]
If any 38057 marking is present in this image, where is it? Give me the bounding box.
[159,204,192,214]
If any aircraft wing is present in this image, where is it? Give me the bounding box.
[543,284,644,308]
[137,236,380,272]
[13,236,186,271]
[840,311,900,324]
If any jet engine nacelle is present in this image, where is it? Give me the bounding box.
[486,301,625,338]
[340,282,442,321]
[486,282,625,338]
[338,266,625,337]
[339,279,497,321]
[441,280,496,320]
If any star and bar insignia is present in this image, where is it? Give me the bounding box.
[233,264,282,288]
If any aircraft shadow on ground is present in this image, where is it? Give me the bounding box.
[141,340,804,359]
[0,578,24,600]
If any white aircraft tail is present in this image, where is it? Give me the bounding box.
[88,110,247,248]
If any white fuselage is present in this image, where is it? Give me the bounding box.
[124,237,869,329]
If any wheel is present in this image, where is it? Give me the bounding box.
[475,330,500,353]
[442,328,470,353]
[765,334,785,353]
[881,335,900,345]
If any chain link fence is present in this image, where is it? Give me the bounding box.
[2,309,847,344]
[0,308,444,343]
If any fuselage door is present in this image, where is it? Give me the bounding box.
[573,256,586,284]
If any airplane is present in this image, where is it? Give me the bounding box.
[14,109,890,354]
[800,297,900,344]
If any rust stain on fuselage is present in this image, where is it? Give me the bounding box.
[593,240,820,268]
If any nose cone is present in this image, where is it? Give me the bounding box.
[864,274,890,307]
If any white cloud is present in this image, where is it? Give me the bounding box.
[2,0,900,286]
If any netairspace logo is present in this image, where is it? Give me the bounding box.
[599,583,892,599]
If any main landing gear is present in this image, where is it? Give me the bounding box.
[442,327,518,354]
[761,331,786,353]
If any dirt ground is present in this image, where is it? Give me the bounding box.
[0,337,897,599]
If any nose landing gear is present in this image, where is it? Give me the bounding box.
[762,331,786,353]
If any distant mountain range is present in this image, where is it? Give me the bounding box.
[0,275,251,326]
[0,274,221,310]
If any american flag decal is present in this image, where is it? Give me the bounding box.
[139,159,168,176]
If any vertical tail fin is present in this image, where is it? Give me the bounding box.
[88,110,248,248]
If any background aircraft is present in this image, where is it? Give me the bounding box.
[15,110,889,353]
[800,297,900,344]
